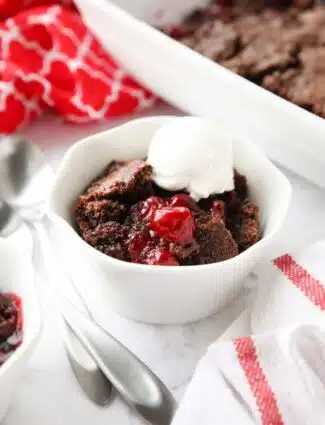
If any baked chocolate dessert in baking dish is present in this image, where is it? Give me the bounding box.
[174,1,325,118]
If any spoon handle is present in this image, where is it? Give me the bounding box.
[61,297,177,425]
[28,221,114,406]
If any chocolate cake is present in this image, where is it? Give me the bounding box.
[262,46,325,117]
[74,160,260,266]
[176,2,325,117]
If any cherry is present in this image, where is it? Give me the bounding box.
[128,230,152,262]
[167,26,192,39]
[150,207,195,243]
[168,194,200,212]
[6,293,22,331]
[143,248,179,266]
[140,196,165,221]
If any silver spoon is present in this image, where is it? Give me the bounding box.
[0,198,114,406]
[62,296,176,425]
[0,137,114,405]
[0,135,177,425]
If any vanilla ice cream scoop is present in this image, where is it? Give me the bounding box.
[147,117,234,201]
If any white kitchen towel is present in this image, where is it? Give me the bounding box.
[172,240,325,425]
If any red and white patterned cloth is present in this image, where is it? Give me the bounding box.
[172,241,325,425]
[0,0,155,133]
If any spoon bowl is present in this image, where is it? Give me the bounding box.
[0,200,21,236]
[0,135,53,220]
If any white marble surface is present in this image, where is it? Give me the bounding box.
[3,104,325,425]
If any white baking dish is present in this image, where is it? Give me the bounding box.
[0,238,41,421]
[74,0,325,188]
[104,0,211,26]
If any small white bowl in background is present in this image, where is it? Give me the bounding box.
[48,116,291,325]
[0,238,41,421]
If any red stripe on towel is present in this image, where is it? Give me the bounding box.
[274,254,325,310]
[234,337,284,425]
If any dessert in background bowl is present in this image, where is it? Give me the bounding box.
[0,237,41,421]
[48,116,291,324]
[0,293,22,366]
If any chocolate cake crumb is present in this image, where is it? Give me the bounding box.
[234,170,248,200]
[177,2,325,117]
[211,200,226,222]
[195,214,238,264]
[83,221,130,261]
[182,20,239,62]
[224,13,300,79]
[169,241,200,266]
[85,160,153,202]
[263,46,325,117]
[75,198,127,233]
[234,199,260,251]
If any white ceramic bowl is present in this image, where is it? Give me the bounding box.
[48,116,291,325]
[0,237,41,421]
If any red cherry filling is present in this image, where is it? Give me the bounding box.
[140,196,165,220]
[143,248,179,266]
[128,230,152,262]
[150,206,195,243]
